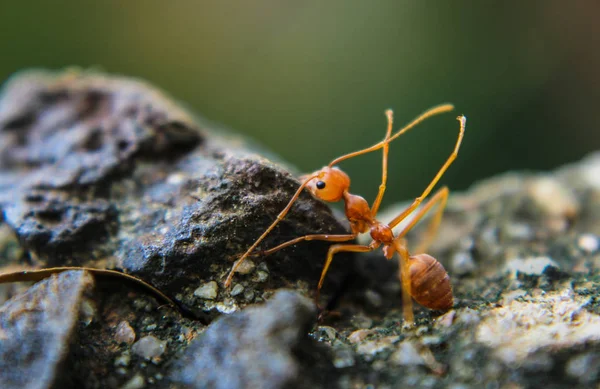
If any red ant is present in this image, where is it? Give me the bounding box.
[225,104,466,324]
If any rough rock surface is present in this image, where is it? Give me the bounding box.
[169,290,332,389]
[0,69,350,319]
[1,69,599,388]
[0,270,94,389]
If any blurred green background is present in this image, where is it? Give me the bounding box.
[1,2,599,208]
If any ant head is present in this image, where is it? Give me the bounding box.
[302,166,350,202]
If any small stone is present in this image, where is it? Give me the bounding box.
[194,281,218,300]
[505,256,559,276]
[230,284,245,296]
[121,373,145,389]
[131,335,167,360]
[348,329,374,344]
[255,271,269,283]
[115,321,136,345]
[451,252,476,276]
[390,341,425,366]
[215,298,239,314]
[232,259,256,275]
[243,289,255,301]
[145,324,157,331]
[314,326,337,342]
[578,233,599,253]
[114,351,131,367]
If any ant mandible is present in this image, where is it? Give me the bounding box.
[224,104,466,324]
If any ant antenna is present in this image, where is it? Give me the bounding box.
[328,103,454,167]
[224,173,320,287]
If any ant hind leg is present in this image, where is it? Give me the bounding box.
[395,186,449,254]
[315,243,375,310]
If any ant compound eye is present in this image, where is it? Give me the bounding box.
[316,181,326,190]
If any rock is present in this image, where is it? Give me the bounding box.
[0,270,94,389]
[2,70,600,389]
[114,321,136,345]
[193,281,219,300]
[475,288,600,365]
[168,290,330,389]
[131,335,167,361]
[0,69,351,318]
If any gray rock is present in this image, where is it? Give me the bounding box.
[0,70,351,318]
[132,335,167,360]
[168,290,330,389]
[0,270,94,389]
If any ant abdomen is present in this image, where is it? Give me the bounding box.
[408,254,453,311]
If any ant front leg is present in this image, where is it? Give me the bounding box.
[388,115,465,229]
[371,109,394,216]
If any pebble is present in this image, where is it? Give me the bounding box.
[230,284,245,296]
[243,289,255,301]
[505,256,559,276]
[114,321,136,345]
[114,351,131,367]
[578,233,599,253]
[233,258,256,275]
[194,281,218,300]
[121,373,145,389]
[131,336,167,360]
[348,329,374,344]
[255,271,269,283]
[315,326,337,342]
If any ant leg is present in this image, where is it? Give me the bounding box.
[315,243,375,307]
[260,233,357,256]
[327,104,455,166]
[370,110,393,216]
[388,115,466,229]
[395,186,449,254]
[224,173,320,288]
[393,238,415,325]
